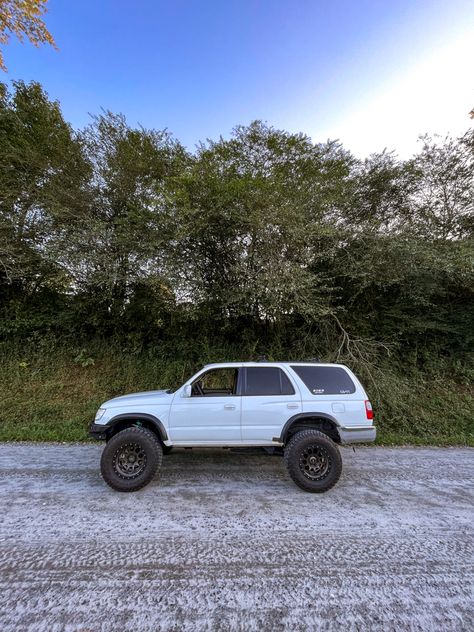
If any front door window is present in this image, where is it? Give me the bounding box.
[191,368,238,397]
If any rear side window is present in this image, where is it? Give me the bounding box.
[291,366,355,395]
[244,367,295,396]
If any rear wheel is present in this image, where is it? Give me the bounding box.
[100,427,162,492]
[284,429,342,492]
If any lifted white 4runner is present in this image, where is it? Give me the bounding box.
[90,361,376,492]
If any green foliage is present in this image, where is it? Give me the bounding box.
[0,81,473,444]
[0,343,471,444]
[73,349,95,368]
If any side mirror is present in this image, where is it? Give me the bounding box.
[182,384,192,398]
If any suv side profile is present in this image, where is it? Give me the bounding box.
[90,362,376,493]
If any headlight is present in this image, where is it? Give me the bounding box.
[95,408,106,421]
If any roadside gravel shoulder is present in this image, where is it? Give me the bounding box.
[0,444,473,631]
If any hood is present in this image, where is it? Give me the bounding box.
[102,389,173,408]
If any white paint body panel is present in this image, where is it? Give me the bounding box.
[169,395,241,442]
[240,371,302,442]
[287,365,370,429]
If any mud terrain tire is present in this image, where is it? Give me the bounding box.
[100,427,163,492]
[284,429,342,492]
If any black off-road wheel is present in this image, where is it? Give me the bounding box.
[284,429,342,492]
[100,427,163,492]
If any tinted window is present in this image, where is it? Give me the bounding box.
[291,366,355,395]
[245,367,295,396]
[192,368,238,397]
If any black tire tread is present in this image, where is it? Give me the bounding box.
[284,429,342,493]
[100,426,163,492]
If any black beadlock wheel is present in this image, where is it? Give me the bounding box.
[284,429,342,492]
[100,427,163,492]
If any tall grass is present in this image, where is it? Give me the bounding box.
[0,342,472,444]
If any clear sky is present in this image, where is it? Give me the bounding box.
[3,0,474,158]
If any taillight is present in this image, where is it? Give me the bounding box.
[365,400,374,420]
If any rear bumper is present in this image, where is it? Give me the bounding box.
[89,422,107,441]
[338,425,376,444]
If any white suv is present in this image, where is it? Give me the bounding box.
[90,362,376,493]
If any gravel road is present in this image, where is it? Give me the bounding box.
[0,443,473,631]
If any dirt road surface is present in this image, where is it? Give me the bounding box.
[0,444,473,631]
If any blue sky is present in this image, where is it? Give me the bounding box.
[3,0,474,157]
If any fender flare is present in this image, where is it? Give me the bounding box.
[279,412,341,443]
[106,412,168,442]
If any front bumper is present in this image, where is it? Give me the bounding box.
[338,425,376,444]
[89,422,107,440]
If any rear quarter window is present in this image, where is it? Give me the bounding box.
[291,366,356,395]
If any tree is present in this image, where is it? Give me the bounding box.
[0,80,89,334]
[410,132,474,240]
[0,0,55,71]
[327,132,474,364]
[0,81,472,378]
[173,121,354,331]
[338,150,417,234]
[61,111,189,336]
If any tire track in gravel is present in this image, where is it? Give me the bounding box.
[1,532,473,572]
[1,567,472,631]
[0,444,473,631]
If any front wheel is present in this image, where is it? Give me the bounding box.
[100,427,163,492]
[284,429,342,492]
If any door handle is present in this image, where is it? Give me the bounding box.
[224,404,236,410]
[287,403,299,409]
